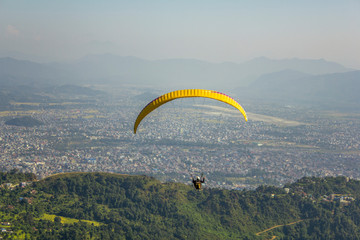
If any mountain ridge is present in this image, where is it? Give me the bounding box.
[240,70,360,110]
[0,55,354,89]
[1,55,358,110]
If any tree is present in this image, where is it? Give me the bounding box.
[54,216,62,224]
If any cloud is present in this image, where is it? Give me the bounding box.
[6,25,20,37]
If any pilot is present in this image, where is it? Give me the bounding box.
[192,175,205,190]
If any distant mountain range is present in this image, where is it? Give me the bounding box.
[0,54,353,88]
[55,54,355,89]
[0,54,358,110]
[238,69,360,110]
[0,57,69,86]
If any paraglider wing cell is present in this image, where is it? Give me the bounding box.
[133,89,247,133]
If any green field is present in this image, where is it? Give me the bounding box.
[36,213,103,226]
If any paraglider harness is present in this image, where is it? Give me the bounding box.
[192,174,205,190]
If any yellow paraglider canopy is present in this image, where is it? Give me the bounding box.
[134,89,248,134]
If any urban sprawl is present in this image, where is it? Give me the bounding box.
[1,94,359,189]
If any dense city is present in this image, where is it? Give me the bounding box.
[0,90,359,189]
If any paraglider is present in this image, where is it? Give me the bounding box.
[133,89,248,134]
[192,174,206,190]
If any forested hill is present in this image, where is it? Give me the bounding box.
[1,171,360,239]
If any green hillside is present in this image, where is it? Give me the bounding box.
[1,171,360,239]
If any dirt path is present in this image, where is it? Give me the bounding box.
[256,219,304,238]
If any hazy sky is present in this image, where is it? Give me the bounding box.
[1,0,359,68]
